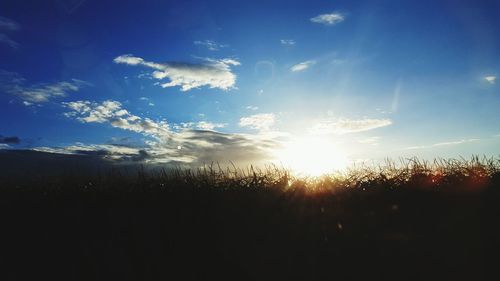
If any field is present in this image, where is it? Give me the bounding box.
[1,155,499,281]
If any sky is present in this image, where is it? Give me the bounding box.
[1,0,499,174]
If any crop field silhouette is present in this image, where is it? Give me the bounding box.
[1,155,499,281]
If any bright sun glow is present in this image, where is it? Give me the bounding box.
[274,137,349,176]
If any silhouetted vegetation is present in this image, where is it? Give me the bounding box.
[1,155,499,281]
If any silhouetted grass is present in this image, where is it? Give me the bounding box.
[2,155,498,193]
[0,156,499,281]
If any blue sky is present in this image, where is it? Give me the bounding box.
[1,0,499,173]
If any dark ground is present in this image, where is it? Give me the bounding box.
[0,151,499,280]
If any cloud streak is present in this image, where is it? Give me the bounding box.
[246,105,259,111]
[34,144,150,162]
[114,54,240,91]
[16,81,86,103]
[406,138,480,150]
[310,118,393,135]
[290,60,316,72]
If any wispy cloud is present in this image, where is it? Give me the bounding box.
[239,113,276,131]
[484,75,496,84]
[310,118,392,135]
[16,81,86,103]
[280,39,296,46]
[310,12,345,26]
[114,54,240,91]
[0,16,20,31]
[246,105,259,111]
[0,16,20,48]
[0,33,19,48]
[0,70,88,104]
[290,60,316,72]
[194,40,228,51]
[406,138,480,150]
[139,96,154,106]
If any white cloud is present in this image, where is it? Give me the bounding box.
[484,75,496,84]
[310,12,345,25]
[196,121,226,131]
[280,39,296,46]
[114,54,240,91]
[63,100,171,138]
[0,143,11,149]
[194,40,228,51]
[310,118,393,135]
[406,138,480,150]
[113,55,145,66]
[239,113,276,131]
[0,71,88,104]
[63,100,282,166]
[290,60,316,72]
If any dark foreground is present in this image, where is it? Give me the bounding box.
[1,158,500,280]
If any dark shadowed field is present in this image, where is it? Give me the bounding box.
[0,151,499,281]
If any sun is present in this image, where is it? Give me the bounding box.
[273,136,349,176]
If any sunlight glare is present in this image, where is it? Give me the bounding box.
[274,137,348,176]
